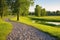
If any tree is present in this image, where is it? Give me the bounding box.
[0,0,4,18]
[52,11,56,16]
[6,0,34,21]
[56,10,60,16]
[0,0,8,18]
[41,8,46,16]
[35,5,41,17]
[16,0,34,21]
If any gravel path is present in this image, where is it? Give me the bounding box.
[5,19,56,40]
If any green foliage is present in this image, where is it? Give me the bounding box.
[6,0,34,21]
[41,8,46,16]
[0,0,34,20]
[0,0,8,18]
[56,10,60,15]
[46,10,60,16]
[0,0,3,18]
[35,5,46,17]
[6,0,34,15]
[35,5,41,17]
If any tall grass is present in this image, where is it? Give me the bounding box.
[0,18,12,40]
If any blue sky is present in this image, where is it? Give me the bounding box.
[29,0,60,12]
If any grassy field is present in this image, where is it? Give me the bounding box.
[0,18,12,40]
[29,16,60,22]
[10,16,60,40]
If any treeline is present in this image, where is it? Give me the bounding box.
[46,11,60,16]
[29,5,60,16]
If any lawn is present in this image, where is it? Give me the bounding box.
[29,16,60,22]
[0,18,12,40]
[10,16,60,40]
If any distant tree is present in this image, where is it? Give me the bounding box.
[35,5,41,17]
[52,11,56,16]
[56,10,60,16]
[41,8,46,16]
[46,11,51,16]
[46,11,60,16]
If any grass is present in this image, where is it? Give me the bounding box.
[29,16,60,22]
[10,16,60,40]
[0,18,12,40]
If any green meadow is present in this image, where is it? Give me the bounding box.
[0,18,12,40]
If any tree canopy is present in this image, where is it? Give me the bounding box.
[0,0,34,20]
[35,5,41,17]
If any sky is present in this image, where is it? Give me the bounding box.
[29,0,60,12]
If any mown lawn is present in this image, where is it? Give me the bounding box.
[10,16,60,40]
[0,18,12,40]
[29,16,60,22]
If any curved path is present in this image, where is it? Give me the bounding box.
[5,19,56,40]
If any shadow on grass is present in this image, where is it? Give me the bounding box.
[30,17,60,22]
[38,22,60,28]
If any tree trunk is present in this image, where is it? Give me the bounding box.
[1,13,3,18]
[1,7,3,18]
[17,12,19,21]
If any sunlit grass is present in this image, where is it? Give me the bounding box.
[0,18,12,40]
[10,16,60,39]
[29,16,60,22]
